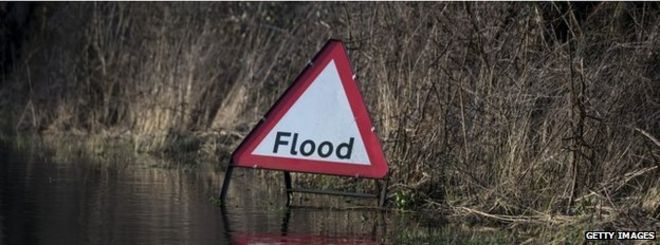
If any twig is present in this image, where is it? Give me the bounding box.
[635,128,660,148]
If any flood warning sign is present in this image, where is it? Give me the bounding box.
[231,40,388,178]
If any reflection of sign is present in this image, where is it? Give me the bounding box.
[234,233,379,245]
[232,40,388,178]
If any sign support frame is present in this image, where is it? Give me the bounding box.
[219,164,234,202]
[284,172,388,207]
[220,164,388,207]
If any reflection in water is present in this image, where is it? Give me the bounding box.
[0,145,386,245]
[0,145,227,244]
[222,204,384,244]
[233,233,378,245]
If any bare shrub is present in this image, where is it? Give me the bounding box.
[1,2,658,221]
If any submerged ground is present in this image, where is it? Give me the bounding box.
[2,139,527,244]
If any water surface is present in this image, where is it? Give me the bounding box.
[0,143,515,244]
[0,144,389,245]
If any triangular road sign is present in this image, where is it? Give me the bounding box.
[231,40,388,179]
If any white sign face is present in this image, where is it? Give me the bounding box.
[252,61,370,165]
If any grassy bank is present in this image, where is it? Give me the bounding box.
[1,1,658,237]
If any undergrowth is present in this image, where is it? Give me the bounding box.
[0,2,658,235]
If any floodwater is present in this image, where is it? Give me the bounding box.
[0,143,401,245]
[0,142,511,245]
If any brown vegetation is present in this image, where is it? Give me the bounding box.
[1,2,658,231]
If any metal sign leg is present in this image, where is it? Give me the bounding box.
[280,206,292,236]
[219,202,233,242]
[378,177,389,207]
[284,171,293,206]
[219,165,234,202]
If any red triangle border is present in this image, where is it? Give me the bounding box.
[231,40,388,179]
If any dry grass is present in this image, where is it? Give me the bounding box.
[1,2,659,231]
